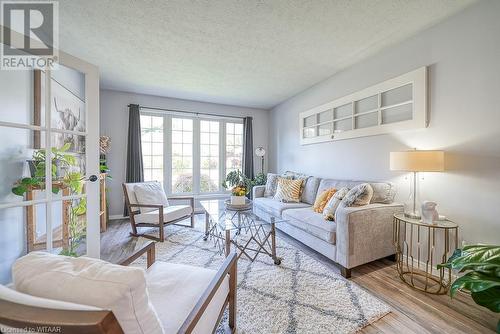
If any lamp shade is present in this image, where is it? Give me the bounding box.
[390,150,444,172]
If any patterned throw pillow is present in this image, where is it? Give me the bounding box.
[273,178,303,203]
[313,188,337,213]
[323,187,350,221]
[341,183,374,207]
[264,173,292,197]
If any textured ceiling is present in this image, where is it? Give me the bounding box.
[58,0,476,109]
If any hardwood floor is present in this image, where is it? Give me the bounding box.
[101,215,498,333]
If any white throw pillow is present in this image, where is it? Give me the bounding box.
[323,187,350,221]
[134,182,170,213]
[13,252,164,334]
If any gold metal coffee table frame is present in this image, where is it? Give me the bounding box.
[393,213,459,295]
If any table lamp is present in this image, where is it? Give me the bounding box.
[390,150,444,219]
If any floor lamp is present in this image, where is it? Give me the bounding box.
[255,147,266,174]
[390,150,444,219]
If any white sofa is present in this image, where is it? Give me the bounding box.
[253,176,403,278]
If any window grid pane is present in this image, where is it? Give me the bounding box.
[200,120,219,193]
[226,122,243,176]
[171,118,193,193]
[140,115,164,184]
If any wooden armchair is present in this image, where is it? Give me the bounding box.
[0,243,237,334]
[123,182,195,242]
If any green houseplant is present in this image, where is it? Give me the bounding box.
[438,244,500,332]
[12,143,80,196]
[12,143,86,257]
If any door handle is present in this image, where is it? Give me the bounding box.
[86,175,98,182]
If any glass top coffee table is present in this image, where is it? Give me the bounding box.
[200,199,285,265]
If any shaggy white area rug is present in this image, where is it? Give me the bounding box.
[134,225,390,334]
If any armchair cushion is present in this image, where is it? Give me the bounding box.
[0,284,98,311]
[134,182,170,213]
[12,252,164,334]
[134,205,193,224]
[146,261,229,334]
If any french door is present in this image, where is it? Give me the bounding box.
[0,50,99,283]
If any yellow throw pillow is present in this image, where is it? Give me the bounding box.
[273,178,303,203]
[313,188,337,213]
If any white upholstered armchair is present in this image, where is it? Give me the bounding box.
[123,181,195,242]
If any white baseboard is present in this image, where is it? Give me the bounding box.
[109,214,126,220]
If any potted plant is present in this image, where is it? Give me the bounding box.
[222,170,249,205]
[12,143,80,196]
[438,244,500,332]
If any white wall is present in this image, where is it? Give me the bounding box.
[269,0,500,245]
[100,89,269,217]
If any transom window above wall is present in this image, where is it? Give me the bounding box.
[140,112,243,195]
[300,67,427,145]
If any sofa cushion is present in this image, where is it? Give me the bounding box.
[301,177,321,205]
[323,187,350,220]
[13,252,164,334]
[282,208,336,244]
[273,178,303,203]
[318,179,396,204]
[134,182,170,213]
[342,183,374,207]
[146,261,228,334]
[134,205,192,224]
[253,197,310,217]
[370,182,396,204]
[313,188,336,213]
[264,173,291,197]
[317,179,362,196]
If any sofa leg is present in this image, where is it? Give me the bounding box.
[340,266,351,279]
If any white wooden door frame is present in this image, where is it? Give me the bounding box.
[0,27,100,258]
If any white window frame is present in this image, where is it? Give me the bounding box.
[140,111,243,196]
[299,67,427,145]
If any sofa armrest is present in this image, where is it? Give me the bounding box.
[253,185,266,199]
[335,203,404,269]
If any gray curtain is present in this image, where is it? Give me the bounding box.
[124,104,144,216]
[242,116,254,180]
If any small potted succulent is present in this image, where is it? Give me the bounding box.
[222,170,249,205]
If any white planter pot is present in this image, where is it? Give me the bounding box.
[231,195,246,205]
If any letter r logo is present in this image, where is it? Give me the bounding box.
[2,1,56,56]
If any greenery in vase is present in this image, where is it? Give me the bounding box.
[438,244,500,333]
[222,170,267,196]
[222,170,248,195]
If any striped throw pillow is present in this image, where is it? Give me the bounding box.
[273,178,303,203]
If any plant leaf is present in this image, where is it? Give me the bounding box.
[12,185,27,196]
[451,271,500,296]
[470,286,500,313]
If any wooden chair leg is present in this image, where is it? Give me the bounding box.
[228,256,237,331]
[189,198,195,228]
[129,215,138,235]
[158,207,164,242]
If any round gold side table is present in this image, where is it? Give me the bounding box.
[393,213,459,295]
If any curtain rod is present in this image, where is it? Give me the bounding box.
[129,104,246,120]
